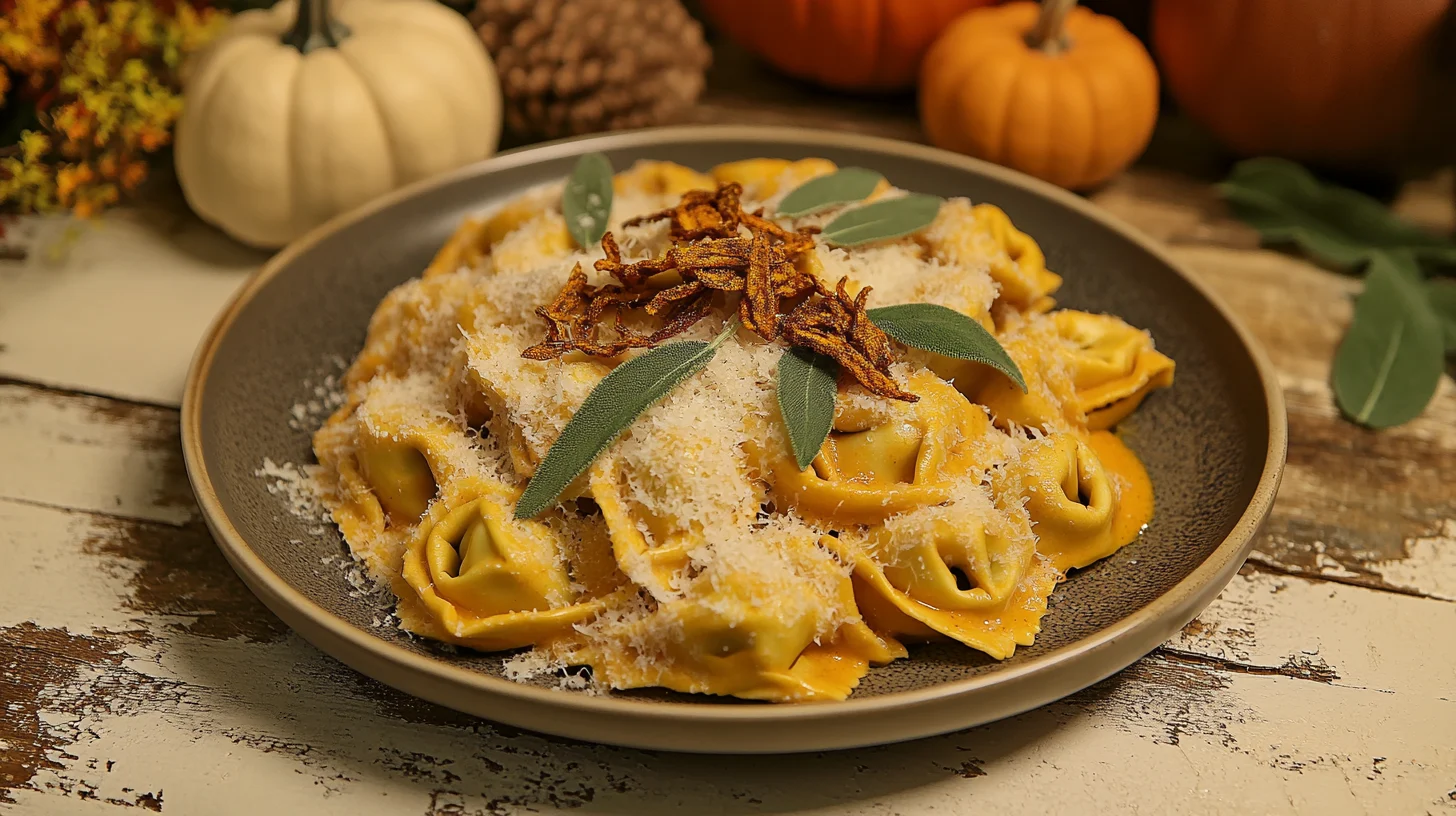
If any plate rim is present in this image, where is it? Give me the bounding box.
[180,124,1288,751]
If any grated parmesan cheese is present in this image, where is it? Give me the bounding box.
[283,158,1172,702]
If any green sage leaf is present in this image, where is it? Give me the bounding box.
[776,168,885,218]
[562,152,614,250]
[1217,158,1456,271]
[776,348,839,470]
[515,339,718,518]
[868,303,1026,392]
[1332,252,1445,429]
[1428,278,1456,353]
[821,194,943,247]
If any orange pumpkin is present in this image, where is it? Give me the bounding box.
[1152,0,1452,165]
[698,0,996,92]
[919,0,1159,190]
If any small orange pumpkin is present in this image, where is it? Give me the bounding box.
[919,0,1159,190]
[1152,0,1452,166]
[698,0,996,92]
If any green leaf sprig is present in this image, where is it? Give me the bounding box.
[776,348,839,470]
[517,167,1019,515]
[776,168,884,217]
[1218,157,1456,429]
[514,319,740,519]
[562,152,614,249]
[820,193,944,247]
[1219,158,1456,270]
[1331,252,1444,428]
[773,305,1028,470]
[868,304,1027,391]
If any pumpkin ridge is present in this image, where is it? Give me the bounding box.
[999,60,1036,177]
[972,48,1023,162]
[284,56,309,226]
[342,34,459,182]
[1068,57,1099,190]
[863,0,884,88]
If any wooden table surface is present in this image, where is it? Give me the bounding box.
[3,48,1455,815]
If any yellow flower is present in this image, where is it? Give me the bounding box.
[2,0,230,216]
[19,131,51,163]
[55,162,95,202]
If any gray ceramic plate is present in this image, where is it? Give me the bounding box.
[181,125,1286,754]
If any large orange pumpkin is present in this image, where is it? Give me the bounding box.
[919,0,1159,190]
[698,0,997,92]
[1152,0,1453,165]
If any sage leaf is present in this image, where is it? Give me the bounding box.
[776,348,839,470]
[563,152,613,249]
[868,303,1026,392]
[1218,158,1456,270]
[515,340,717,518]
[1428,278,1456,353]
[1332,252,1444,429]
[776,168,885,218]
[821,194,943,247]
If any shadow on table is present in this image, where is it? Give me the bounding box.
[161,610,1120,815]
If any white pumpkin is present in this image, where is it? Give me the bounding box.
[176,0,502,249]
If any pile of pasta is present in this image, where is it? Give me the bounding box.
[311,158,1175,702]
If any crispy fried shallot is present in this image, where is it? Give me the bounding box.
[522,183,916,401]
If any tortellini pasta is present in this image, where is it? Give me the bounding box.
[1053,311,1176,430]
[710,157,839,201]
[401,486,622,651]
[311,157,1174,704]
[754,371,1008,526]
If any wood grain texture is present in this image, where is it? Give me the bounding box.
[1,477,1452,813]
[2,52,1455,811]
[0,199,266,407]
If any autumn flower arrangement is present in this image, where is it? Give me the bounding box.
[0,0,228,217]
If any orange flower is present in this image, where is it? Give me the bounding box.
[119,159,147,191]
[136,125,168,152]
[55,162,95,202]
[1,0,229,216]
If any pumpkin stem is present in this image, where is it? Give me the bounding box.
[1026,0,1078,55]
[282,0,351,53]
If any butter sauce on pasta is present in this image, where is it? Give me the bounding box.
[310,158,1174,702]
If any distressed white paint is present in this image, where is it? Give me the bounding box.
[0,208,263,406]
[1374,521,1456,603]
[5,471,1456,814]
[0,385,194,526]
[1169,570,1456,698]
[6,599,1454,815]
[0,500,141,634]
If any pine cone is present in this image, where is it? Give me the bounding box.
[472,0,712,140]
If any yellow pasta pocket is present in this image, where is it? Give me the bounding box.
[403,488,611,651]
[759,371,1000,525]
[1053,310,1176,430]
[308,155,1177,704]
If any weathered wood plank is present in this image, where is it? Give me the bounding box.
[0,202,264,408]
[1170,566,1456,697]
[1089,169,1456,601]
[0,383,195,526]
[2,497,1452,814]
